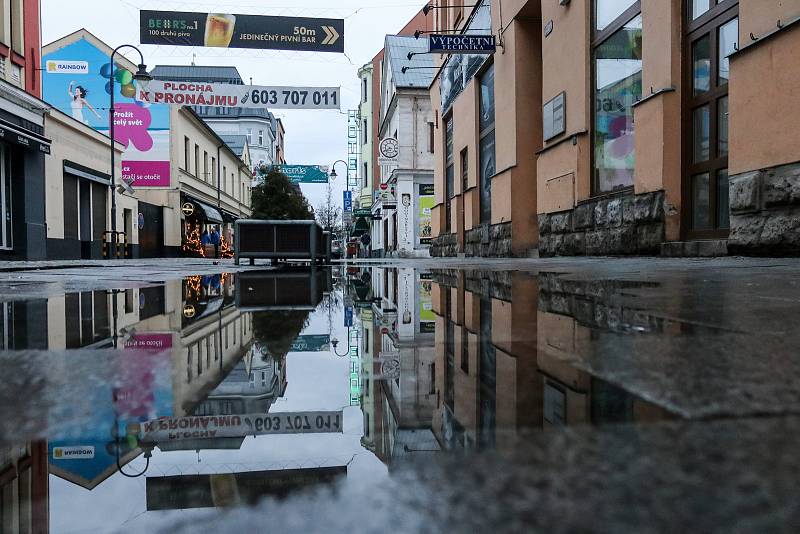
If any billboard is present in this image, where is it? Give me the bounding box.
[141,11,344,53]
[418,184,435,245]
[42,37,171,187]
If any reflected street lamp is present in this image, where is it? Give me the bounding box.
[109,45,152,259]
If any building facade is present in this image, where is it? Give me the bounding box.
[374,35,436,258]
[427,0,800,258]
[357,62,374,212]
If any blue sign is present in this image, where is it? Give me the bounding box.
[428,34,496,54]
[275,165,330,184]
[343,191,353,213]
[344,306,354,328]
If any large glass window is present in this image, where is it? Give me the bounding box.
[593,13,642,194]
[479,64,495,224]
[595,0,638,30]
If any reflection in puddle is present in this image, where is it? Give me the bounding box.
[0,266,678,530]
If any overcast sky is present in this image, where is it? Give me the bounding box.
[41,0,430,208]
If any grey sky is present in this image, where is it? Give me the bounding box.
[41,0,429,208]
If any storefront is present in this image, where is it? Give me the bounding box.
[0,81,52,260]
[180,193,224,257]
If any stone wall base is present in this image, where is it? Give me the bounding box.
[430,233,458,258]
[465,222,512,257]
[730,162,800,256]
[538,191,666,257]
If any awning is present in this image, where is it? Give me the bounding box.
[64,161,110,185]
[221,210,240,223]
[182,194,223,223]
[0,117,51,154]
[351,217,370,237]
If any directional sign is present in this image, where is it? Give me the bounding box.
[275,165,329,184]
[428,34,496,54]
[138,411,343,443]
[343,191,353,213]
[141,11,345,53]
[344,306,354,328]
[142,81,340,110]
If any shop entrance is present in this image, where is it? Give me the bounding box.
[138,201,164,258]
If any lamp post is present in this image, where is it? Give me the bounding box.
[329,159,351,257]
[109,45,152,259]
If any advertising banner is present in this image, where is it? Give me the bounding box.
[290,335,331,353]
[418,184,435,245]
[141,11,344,53]
[42,37,171,188]
[141,80,340,110]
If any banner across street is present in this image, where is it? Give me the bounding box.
[141,81,340,110]
[140,11,345,53]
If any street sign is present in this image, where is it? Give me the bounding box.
[344,306,354,328]
[429,34,496,54]
[138,411,343,443]
[141,11,345,53]
[275,165,329,184]
[142,81,340,110]
[343,191,353,213]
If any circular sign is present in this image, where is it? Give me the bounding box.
[183,305,196,318]
[182,202,195,217]
[380,138,399,159]
[380,183,389,191]
[137,213,145,230]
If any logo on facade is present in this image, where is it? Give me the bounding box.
[182,202,195,216]
[46,60,89,74]
[53,446,95,460]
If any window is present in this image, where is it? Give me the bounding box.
[479,64,495,224]
[247,129,252,144]
[184,137,190,171]
[461,148,469,192]
[362,78,368,103]
[211,157,217,183]
[363,119,368,145]
[592,6,642,194]
[428,122,435,153]
[595,0,638,30]
[444,116,454,232]
[258,130,264,146]
[685,1,737,236]
[363,162,368,188]
[0,145,12,249]
[223,165,227,192]
[203,151,209,181]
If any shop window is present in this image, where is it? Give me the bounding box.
[478,64,495,224]
[592,9,642,194]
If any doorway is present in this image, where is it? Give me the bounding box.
[683,0,738,239]
[138,201,164,258]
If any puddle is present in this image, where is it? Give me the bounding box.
[1,263,779,532]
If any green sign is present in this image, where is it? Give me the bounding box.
[353,209,372,218]
[276,165,330,184]
[290,335,331,353]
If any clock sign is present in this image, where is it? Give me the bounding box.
[380,138,399,160]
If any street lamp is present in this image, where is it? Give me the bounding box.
[329,159,349,181]
[109,45,152,259]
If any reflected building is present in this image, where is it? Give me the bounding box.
[431,270,674,450]
[365,268,440,466]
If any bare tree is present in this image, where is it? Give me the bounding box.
[316,182,343,235]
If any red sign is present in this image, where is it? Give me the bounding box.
[380,183,388,191]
